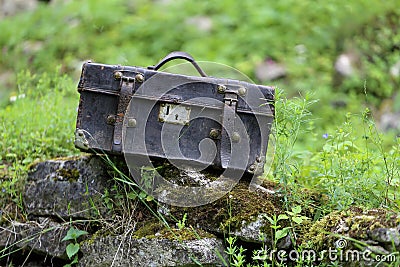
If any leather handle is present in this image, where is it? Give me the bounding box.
[148,51,207,77]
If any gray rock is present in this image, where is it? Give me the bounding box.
[390,60,400,77]
[368,227,400,248]
[334,53,359,77]
[379,112,400,132]
[79,235,227,267]
[0,0,38,19]
[365,245,390,255]
[231,214,266,243]
[24,155,114,220]
[0,218,69,259]
[22,40,44,55]
[230,213,289,248]
[255,58,286,82]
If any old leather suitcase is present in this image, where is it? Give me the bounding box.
[75,52,274,175]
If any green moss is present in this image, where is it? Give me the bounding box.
[54,155,87,161]
[219,184,278,231]
[82,227,116,246]
[132,180,283,241]
[56,168,80,182]
[165,181,284,240]
[303,207,399,249]
[82,231,100,246]
[303,211,343,249]
[133,220,164,239]
[156,228,215,241]
[132,219,214,241]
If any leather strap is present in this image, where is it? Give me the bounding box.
[112,80,134,153]
[220,91,238,168]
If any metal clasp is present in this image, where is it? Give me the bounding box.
[224,92,239,106]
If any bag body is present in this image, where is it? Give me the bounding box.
[75,52,274,175]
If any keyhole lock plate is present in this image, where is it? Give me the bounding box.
[159,103,191,126]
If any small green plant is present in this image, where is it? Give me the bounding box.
[225,236,247,267]
[102,188,114,210]
[263,214,292,266]
[177,213,187,230]
[252,245,272,267]
[286,206,309,225]
[265,214,290,249]
[61,226,88,267]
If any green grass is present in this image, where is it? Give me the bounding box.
[0,69,78,207]
[0,69,78,164]
[271,90,399,214]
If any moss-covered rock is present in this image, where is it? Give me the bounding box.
[161,181,285,244]
[79,235,227,267]
[303,207,400,251]
[24,155,115,220]
[10,155,400,266]
[132,219,215,241]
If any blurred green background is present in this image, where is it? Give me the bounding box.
[1,0,399,118]
[0,0,399,211]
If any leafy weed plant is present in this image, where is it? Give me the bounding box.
[62,226,88,267]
